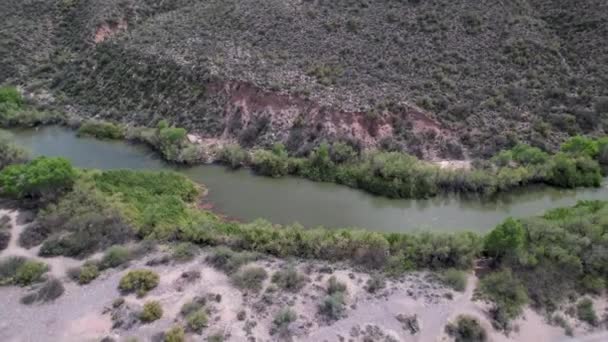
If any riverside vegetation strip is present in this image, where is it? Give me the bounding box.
[1,131,608,334]
[2,85,608,201]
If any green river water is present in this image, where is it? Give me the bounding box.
[11,126,608,233]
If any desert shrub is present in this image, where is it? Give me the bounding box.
[205,247,260,274]
[99,246,132,270]
[180,297,206,317]
[576,298,597,326]
[271,266,307,292]
[217,144,248,169]
[365,273,386,293]
[20,278,64,304]
[478,269,528,329]
[445,315,487,342]
[231,266,268,291]
[0,130,29,170]
[140,301,163,322]
[164,326,185,342]
[318,292,345,320]
[171,242,199,262]
[327,276,347,295]
[0,157,76,201]
[0,256,26,285]
[186,309,208,333]
[74,262,100,284]
[441,269,467,292]
[34,184,133,258]
[77,120,125,140]
[271,307,297,336]
[14,260,48,286]
[119,269,160,297]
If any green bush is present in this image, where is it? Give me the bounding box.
[478,269,528,329]
[164,326,185,342]
[561,136,599,158]
[14,260,48,286]
[140,301,163,322]
[441,269,467,292]
[217,144,248,169]
[0,86,22,106]
[272,307,297,336]
[365,273,386,293]
[483,218,525,261]
[251,144,289,177]
[0,157,76,200]
[318,292,345,320]
[119,269,160,297]
[99,246,132,270]
[77,262,100,284]
[445,315,487,342]
[77,121,125,140]
[231,266,268,291]
[205,247,260,274]
[271,266,307,292]
[0,256,26,285]
[576,298,598,326]
[171,242,199,262]
[186,309,208,333]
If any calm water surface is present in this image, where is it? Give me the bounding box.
[11,126,608,233]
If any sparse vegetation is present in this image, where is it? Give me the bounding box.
[576,298,598,326]
[271,266,307,292]
[118,269,160,297]
[231,266,268,291]
[163,325,185,342]
[365,274,386,294]
[445,315,487,342]
[271,307,297,336]
[318,292,345,321]
[20,278,65,304]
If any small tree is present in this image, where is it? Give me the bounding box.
[484,218,525,262]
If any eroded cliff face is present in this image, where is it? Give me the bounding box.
[3,0,607,159]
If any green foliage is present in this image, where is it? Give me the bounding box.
[252,143,289,177]
[205,247,261,274]
[118,269,160,297]
[0,86,22,106]
[483,218,525,261]
[576,298,597,326]
[272,307,297,336]
[479,269,528,328]
[217,144,248,169]
[164,326,185,342]
[445,315,487,342]
[231,266,268,291]
[77,120,125,140]
[99,246,132,270]
[441,269,467,292]
[271,266,307,292]
[561,136,599,158]
[171,242,199,262]
[92,169,200,238]
[0,256,26,285]
[128,123,200,164]
[140,301,163,322]
[548,154,602,188]
[14,260,48,286]
[77,262,100,284]
[186,309,208,333]
[0,157,76,200]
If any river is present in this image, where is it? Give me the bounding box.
[10,126,608,233]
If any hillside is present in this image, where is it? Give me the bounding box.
[1,0,607,159]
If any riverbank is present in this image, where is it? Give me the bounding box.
[2,89,607,202]
[0,209,604,342]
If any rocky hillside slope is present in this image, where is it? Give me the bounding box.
[1,0,607,159]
